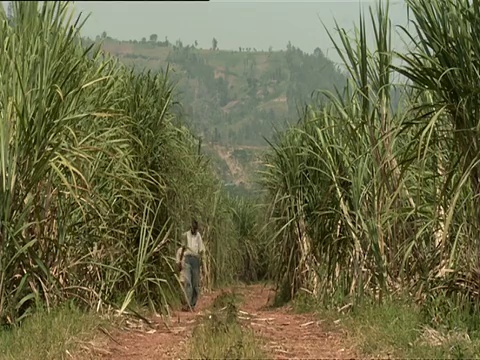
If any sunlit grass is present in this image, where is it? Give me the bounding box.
[0,305,108,360]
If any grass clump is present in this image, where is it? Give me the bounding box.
[288,288,480,357]
[0,304,107,360]
[188,292,267,359]
[211,290,243,310]
[350,299,480,358]
[346,299,423,357]
[306,296,480,359]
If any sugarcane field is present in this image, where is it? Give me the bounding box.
[1,1,480,358]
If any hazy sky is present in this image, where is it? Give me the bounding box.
[1,1,411,64]
[70,0,411,63]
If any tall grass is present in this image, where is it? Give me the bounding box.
[262,0,480,313]
[229,196,267,283]
[0,1,249,325]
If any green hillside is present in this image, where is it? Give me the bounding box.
[86,36,347,191]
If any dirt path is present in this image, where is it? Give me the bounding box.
[214,145,248,186]
[95,284,356,359]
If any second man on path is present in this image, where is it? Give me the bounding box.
[179,219,205,311]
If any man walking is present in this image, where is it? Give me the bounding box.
[178,219,205,311]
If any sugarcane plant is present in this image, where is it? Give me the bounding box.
[0,1,249,325]
[262,0,480,309]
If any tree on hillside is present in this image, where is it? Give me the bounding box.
[6,1,15,26]
[6,1,12,20]
[141,37,146,43]
[194,40,198,47]
[149,34,158,42]
[101,31,107,39]
[212,37,218,51]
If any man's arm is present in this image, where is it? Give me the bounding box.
[175,247,183,272]
[197,233,206,277]
[177,232,188,271]
[175,247,182,263]
[180,231,188,255]
[198,233,205,256]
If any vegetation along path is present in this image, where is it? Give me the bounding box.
[96,284,356,359]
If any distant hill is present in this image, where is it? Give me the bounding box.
[84,36,347,192]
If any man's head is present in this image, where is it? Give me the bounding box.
[191,219,198,234]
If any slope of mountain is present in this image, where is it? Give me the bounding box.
[87,37,347,193]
